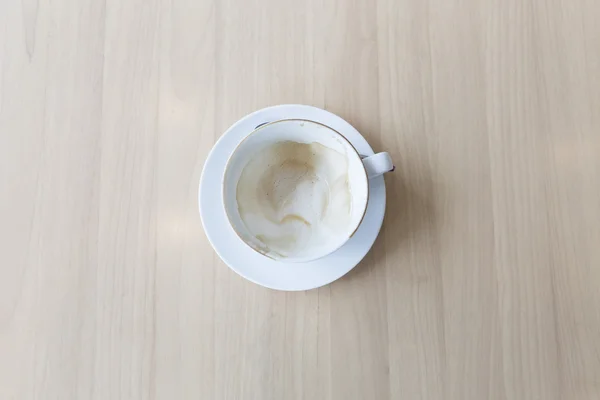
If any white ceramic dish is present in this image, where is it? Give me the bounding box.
[199,104,387,291]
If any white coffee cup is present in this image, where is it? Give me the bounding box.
[223,119,393,262]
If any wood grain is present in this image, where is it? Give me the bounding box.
[1,0,600,398]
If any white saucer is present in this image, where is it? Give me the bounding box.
[199,105,386,291]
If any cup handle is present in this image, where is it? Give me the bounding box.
[362,152,394,178]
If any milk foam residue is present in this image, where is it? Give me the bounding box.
[236,141,352,258]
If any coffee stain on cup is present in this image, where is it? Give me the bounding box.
[236,141,352,258]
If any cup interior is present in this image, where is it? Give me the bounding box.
[223,119,369,262]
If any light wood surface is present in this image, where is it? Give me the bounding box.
[1,0,600,398]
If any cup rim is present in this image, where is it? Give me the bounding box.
[222,118,370,263]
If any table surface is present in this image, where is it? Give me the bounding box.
[2,0,600,399]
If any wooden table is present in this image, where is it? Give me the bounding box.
[1,0,599,398]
